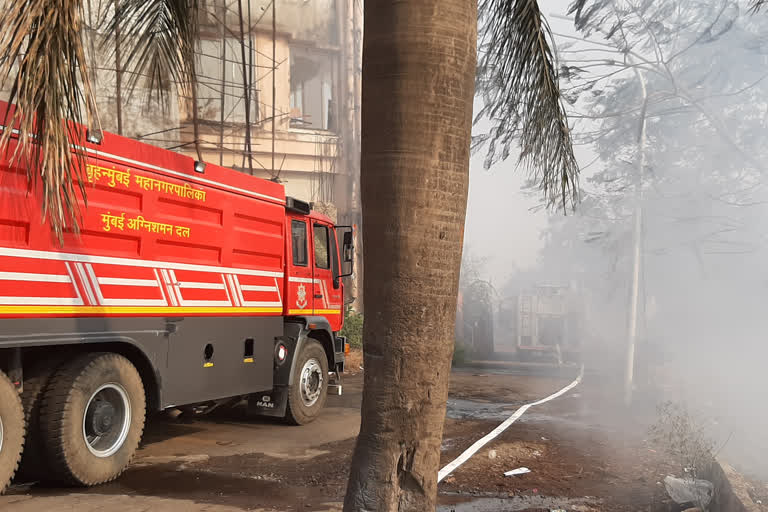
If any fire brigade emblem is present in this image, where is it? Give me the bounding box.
[296,284,308,309]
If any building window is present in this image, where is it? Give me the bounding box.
[314,224,330,269]
[289,46,336,131]
[292,220,308,266]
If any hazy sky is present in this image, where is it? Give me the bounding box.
[463,128,546,276]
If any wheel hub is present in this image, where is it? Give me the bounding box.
[83,383,131,458]
[87,400,116,437]
[300,359,324,407]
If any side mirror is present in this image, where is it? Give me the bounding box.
[343,231,354,263]
[337,227,355,278]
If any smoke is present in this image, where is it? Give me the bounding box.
[462,0,768,480]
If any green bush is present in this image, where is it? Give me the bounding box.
[452,342,467,367]
[340,309,364,349]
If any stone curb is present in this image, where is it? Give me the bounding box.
[703,457,762,512]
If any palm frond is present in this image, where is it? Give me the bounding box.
[567,0,615,36]
[750,0,768,13]
[0,0,95,236]
[476,0,579,211]
[104,0,199,105]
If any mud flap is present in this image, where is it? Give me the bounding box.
[247,386,289,418]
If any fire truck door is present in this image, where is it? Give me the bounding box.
[288,217,313,315]
[311,222,343,331]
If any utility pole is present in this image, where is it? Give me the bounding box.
[545,12,657,404]
[625,63,647,406]
[114,0,123,135]
[548,12,648,404]
[237,0,253,173]
[271,0,277,177]
[218,0,226,166]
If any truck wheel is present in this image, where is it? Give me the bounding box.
[285,339,328,426]
[16,359,64,482]
[39,353,145,486]
[0,370,24,494]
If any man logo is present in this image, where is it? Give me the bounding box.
[257,396,275,409]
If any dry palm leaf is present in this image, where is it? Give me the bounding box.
[0,0,95,237]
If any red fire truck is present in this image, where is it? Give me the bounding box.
[0,101,353,491]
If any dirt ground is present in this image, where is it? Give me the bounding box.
[438,376,678,512]
[1,354,765,511]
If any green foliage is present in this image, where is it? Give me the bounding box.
[452,342,467,367]
[340,309,364,349]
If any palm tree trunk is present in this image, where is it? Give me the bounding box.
[343,0,477,510]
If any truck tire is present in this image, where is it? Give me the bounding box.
[16,359,65,482]
[39,353,145,486]
[0,370,24,494]
[284,339,328,426]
